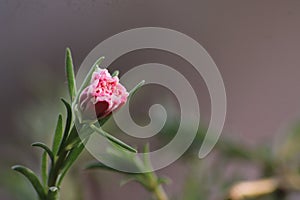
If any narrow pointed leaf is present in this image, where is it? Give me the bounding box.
[129,80,145,98]
[41,151,48,187]
[112,70,119,77]
[57,142,85,186]
[85,161,137,175]
[65,48,77,101]
[120,177,136,187]
[58,99,72,154]
[12,165,46,199]
[157,177,172,185]
[32,142,54,161]
[90,124,137,153]
[52,114,63,155]
[75,56,105,104]
[64,125,79,147]
[85,162,119,172]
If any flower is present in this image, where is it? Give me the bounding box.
[77,68,128,122]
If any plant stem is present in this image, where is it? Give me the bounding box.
[146,171,169,200]
[47,187,59,200]
[153,185,168,200]
[47,126,83,200]
[48,150,68,187]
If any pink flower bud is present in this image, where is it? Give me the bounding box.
[78,68,128,122]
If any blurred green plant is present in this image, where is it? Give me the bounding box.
[86,144,170,200]
[151,116,300,200]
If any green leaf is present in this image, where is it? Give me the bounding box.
[90,124,137,153]
[85,161,139,175]
[41,151,48,187]
[65,48,77,102]
[57,142,85,186]
[129,80,145,98]
[52,114,63,155]
[120,177,136,187]
[112,70,119,77]
[157,177,172,185]
[75,56,105,104]
[64,125,79,147]
[58,99,72,154]
[32,142,54,161]
[85,162,117,172]
[12,165,46,199]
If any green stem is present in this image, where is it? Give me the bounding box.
[47,126,83,200]
[47,187,59,200]
[153,185,168,200]
[146,172,169,200]
[48,150,68,187]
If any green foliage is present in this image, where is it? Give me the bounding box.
[90,124,137,153]
[58,99,72,154]
[11,165,46,200]
[57,142,85,186]
[32,142,54,162]
[111,70,119,77]
[86,144,169,199]
[41,152,48,187]
[65,48,77,102]
[86,161,124,173]
[52,114,63,156]
[128,80,145,98]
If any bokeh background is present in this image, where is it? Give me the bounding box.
[2,0,300,199]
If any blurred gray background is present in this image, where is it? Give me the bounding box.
[1,0,300,199]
